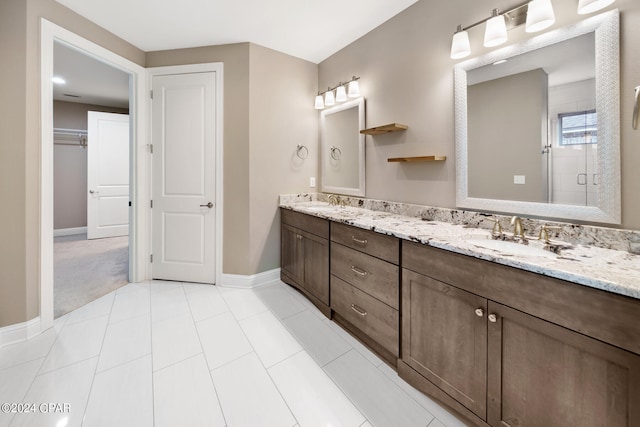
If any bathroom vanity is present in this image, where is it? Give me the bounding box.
[279,195,640,427]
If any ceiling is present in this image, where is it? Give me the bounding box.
[53,0,418,110]
[55,0,419,64]
[54,41,130,108]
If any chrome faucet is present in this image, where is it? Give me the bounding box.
[511,216,526,241]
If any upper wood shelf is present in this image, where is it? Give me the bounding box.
[387,156,447,163]
[360,123,408,135]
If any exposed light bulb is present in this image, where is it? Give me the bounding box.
[314,94,324,109]
[450,25,471,59]
[347,80,360,98]
[335,85,347,102]
[526,0,555,33]
[52,76,66,85]
[484,9,508,47]
[578,0,615,14]
[324,89,335,106]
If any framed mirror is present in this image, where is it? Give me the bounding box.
[455,10,620,224]
[320,97,365,196]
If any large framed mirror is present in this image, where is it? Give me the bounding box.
[320,97,365,196]
[455,10,620,224]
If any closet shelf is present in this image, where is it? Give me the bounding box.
[360,123,408,135]
[387,156,447,163]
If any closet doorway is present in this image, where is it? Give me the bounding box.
[53,41,131,318]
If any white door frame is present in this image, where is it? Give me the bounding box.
[40,19,149,332]
[147,63,224,287]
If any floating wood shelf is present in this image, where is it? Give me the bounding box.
[360,123,408,135]
[387,156,447,163]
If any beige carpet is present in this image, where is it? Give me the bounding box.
[54,233,129,318]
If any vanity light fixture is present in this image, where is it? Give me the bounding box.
[450,25,471,59]
[347,78,360,98]
[324,88,335,107]
[314,76,360,109]
[335,85,347,102]
[578,0,615,14]
[484,9,508,47]
[450,0,557,59]
[526,0,555,32]
[314,92,325,110]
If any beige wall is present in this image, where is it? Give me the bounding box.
[146,43,318,275]
[248,44,318,274]
[468,69,548,202]
[0,0,28,328]
[319,0,640,230]
[53,101,129,230]
[0,0,144,328]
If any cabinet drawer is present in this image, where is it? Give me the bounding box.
[331,222,399,264]
[331,276,399,356]
[331,243,399,309]
[281,208,329,239]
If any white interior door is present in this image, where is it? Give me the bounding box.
[151,72,216,284]
[87,111,130,239]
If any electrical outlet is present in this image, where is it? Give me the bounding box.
[514,175,526,185]
[309,177,316,188]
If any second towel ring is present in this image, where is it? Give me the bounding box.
[296,145,309,159]
[330,146,342,160]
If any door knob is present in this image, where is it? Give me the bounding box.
[200,202,213,208]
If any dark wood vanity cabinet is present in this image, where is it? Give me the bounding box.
[402,269,488,420]
[329,222,400,365]
[487,301,640,427]
[280,209,330,316]
[400,241,640,427]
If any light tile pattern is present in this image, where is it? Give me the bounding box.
[0,280,468,427]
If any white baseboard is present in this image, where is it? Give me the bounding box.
[0,317,42,349]
[220,268,281,289]
[54,226,87,237]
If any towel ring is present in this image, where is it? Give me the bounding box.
[330,146,342,160]
[296,145,309,159]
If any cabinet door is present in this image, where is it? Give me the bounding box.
[487,301,640,427]
[402,269,488,419]
[281,224,304,285]
[303,232,329,305]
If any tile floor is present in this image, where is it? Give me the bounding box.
[0,280,468,427]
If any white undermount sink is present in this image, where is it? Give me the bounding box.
[464,237,557,258]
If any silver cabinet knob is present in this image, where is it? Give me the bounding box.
[199,202,213,208]
[475,308,484,317]
[89,190,98,194]
[488,314,498,323]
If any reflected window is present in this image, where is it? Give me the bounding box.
[558,110,597,145]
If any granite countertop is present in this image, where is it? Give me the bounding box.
[280,200,640,301]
